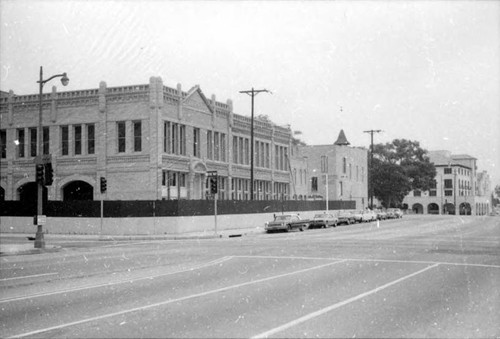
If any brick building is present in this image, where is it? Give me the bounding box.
[403,150,491,215]
[0,76,368,207]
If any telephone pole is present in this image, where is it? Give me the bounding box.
[364,129,382,209]
[239,88,271,200]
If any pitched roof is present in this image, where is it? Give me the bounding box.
[334,129,350,146]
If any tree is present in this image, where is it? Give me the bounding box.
[370,139,436,208]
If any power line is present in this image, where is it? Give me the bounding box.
[239,88,271,200]
[364,129,383,208]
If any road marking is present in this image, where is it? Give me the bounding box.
[9,260,346,338]
[251,263,440,339]
[233,255,500,269]
[0,256,232,304]
[0,272,58,282]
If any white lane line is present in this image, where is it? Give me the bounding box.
[233,255,500,269]
[0,272,58,282]
[252,263,440,339]
[0,256,232,304]
[9,260,346,338]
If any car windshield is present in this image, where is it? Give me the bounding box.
[275,215,292,221]
[314,214,328,218]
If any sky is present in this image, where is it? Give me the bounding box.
[1,0,499,186]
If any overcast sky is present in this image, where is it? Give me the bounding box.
[1,0,499,185]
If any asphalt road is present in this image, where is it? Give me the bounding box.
[1,215,499,338]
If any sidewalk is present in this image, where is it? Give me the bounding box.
[0,226,265,256]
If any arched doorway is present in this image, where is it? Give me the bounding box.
[443,203,455,215]
[428,203,439,215]
[63,181,94,201]
[412,203,424,214]
[18,182,47,203]
[459,202,471,215]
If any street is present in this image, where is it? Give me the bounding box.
[1,215,499,338]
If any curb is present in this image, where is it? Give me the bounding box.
[0,245,62,257]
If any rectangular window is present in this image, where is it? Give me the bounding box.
[265,143,270,168]
[43,127,50,155]
[444,167,452,174]
[244,138,249,165]
[87,124,95,154]
[207,131,212,159]
[311,176,318,191]
[339,181,343,196]
[444,179,453,189]
[233,136,238,163]
[239,137,244,164]
[171,123,178,154]
[30,128,37,157]
[255,141,260,167]
[163,121,170,153]
[179,125,186,155]
[445,190,453,196]
[193,128,200,157]
[221,133,226,162]
[117,122,126,153]
[0,129,6,158]
[179,173,186,187]
[275,145,279,170]
[321,156,328,173]
[74,125,82,155]
[133,121,142,152]
[61,126,68,156]
[343,157,347,174]
[414,190,421,197]
[429,190,437,197]
[429,180,437,189]
[214,132,219,161]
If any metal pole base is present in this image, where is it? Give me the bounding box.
[34,225,45,249]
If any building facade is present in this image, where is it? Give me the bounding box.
[403,150,491,215]
[0,77,369,206]
[0,77,293,202]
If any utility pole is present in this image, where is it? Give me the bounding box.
[363,129,382,209]
[239,88,271,200]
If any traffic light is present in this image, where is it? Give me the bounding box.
[36,164,45,184]
[44,162,54,186]
[100,177,107,193]
[209,176,218,194]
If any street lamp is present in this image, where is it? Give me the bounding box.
[34,66,69,249]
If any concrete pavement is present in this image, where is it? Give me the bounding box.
[0,226,265,256]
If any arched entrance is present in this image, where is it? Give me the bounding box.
[443,203,455,215]
[18,182,47,203]
[459,202,471,215]
[412,203,424,214]
[63,181,94,201]
[428,203,439,215]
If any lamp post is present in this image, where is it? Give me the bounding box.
[34,66,69,249]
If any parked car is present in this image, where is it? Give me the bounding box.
[336,211,355,225]
[361,209,377,222]
[265,214,309,233]
[351,210,364,223]
[387,208,404,219]
[309,213,338,228]
[374,209,387,220]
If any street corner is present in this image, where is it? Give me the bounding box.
[0,244,62,257]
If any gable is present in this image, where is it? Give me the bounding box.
[184,91,212,114]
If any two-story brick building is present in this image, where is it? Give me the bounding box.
[403,150,491,215]
[0,76,368,207]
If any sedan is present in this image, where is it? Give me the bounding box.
[337,211,355,225]
[309,213,338,228]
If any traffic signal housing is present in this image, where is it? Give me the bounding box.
[100,177,107,193]
[36,164,45,184]
[44,163,54,186]
[209,176,218,194]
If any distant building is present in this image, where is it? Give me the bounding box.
[0,77,368,207]
[290,130,369,209]
[403,150,491,215]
